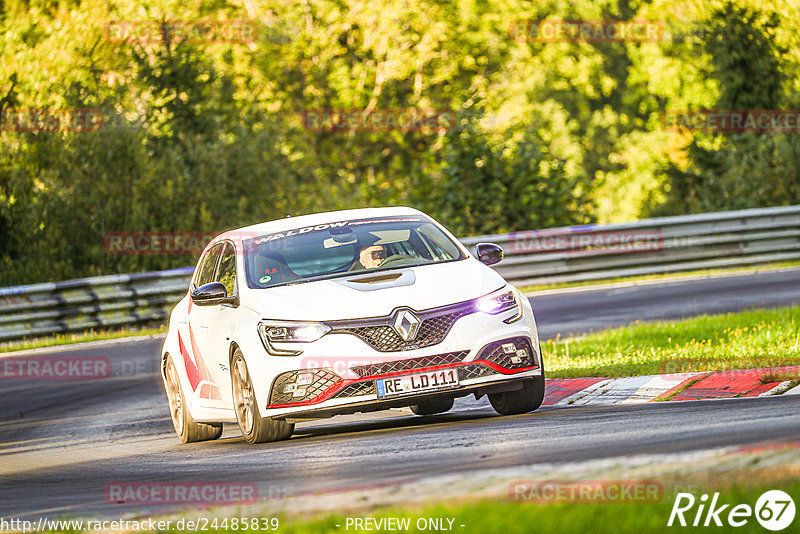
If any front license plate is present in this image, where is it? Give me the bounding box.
[376,368,460,398]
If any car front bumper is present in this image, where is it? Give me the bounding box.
[260,335,543,420]
[243,291,543,420]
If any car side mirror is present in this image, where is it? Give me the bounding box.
[191,282,235,306]
[475,243,504,266]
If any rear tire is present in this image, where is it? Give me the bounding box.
[489,376,545,415]
[164,355,223,443]
[231,349,294,444]
[411,397,454,416]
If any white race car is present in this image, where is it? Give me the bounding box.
[160,207,545,444]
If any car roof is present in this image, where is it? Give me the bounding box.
[213,206,426,244]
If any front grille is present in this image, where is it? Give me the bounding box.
[478,337,537,370]
[336,325,403,352]
[332,381,377,399]
[328,301,474,352]
[351,350,470,378]
[269,369,341,405]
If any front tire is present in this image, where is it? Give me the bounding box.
[411,397,454,415]
[231,349,294,444]
[489,376,545,415]
[164,355,223,443]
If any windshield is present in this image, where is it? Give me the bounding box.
[243,215,465,288]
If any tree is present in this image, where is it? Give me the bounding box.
[655,2,795,215]
[432,110,590,236]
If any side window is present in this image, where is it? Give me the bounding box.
[216,243,237,296]
[195,244,224,288]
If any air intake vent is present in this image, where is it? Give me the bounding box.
[347,272,403,284]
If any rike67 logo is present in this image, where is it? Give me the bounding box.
[668,490,795,531]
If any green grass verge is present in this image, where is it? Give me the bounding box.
[519,260,800,293]
[141,476,799,534]
[543,306,800,378]
[0,326,167,354]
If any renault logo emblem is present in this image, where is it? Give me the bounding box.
[392,309,421,341]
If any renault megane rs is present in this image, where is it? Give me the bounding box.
[161,207,545,444]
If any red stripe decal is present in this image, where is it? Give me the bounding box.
[188,322,210,378]
[199,383,223,400]
[178,331,201,391]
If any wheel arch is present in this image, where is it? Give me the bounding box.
[161,351,170,380]
[229,341,241,368]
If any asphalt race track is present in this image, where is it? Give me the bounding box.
[533,267,800,339]
[2,268,800,520]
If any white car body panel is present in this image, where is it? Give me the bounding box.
[241,260,506,321]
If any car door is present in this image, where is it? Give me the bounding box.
[181,243,226,406]
[204,241,239,405]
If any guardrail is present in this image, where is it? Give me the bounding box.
[462,204,800,286]
[2,205,799,342]
[0,268,193,342]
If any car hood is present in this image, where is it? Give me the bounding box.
[241,259,507,321]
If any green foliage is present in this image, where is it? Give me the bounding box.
[434,110,590,235]
[655,1,799,216]
[701,3,785,111]
[1,0,800,285]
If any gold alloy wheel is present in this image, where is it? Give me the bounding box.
[165,359,184,435]
[232,357,255,435]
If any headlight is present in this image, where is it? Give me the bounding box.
[475,288,523,323]
[258,321,331,356]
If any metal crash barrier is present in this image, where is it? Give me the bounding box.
[0,268,193,342]
[2,205,799,341]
